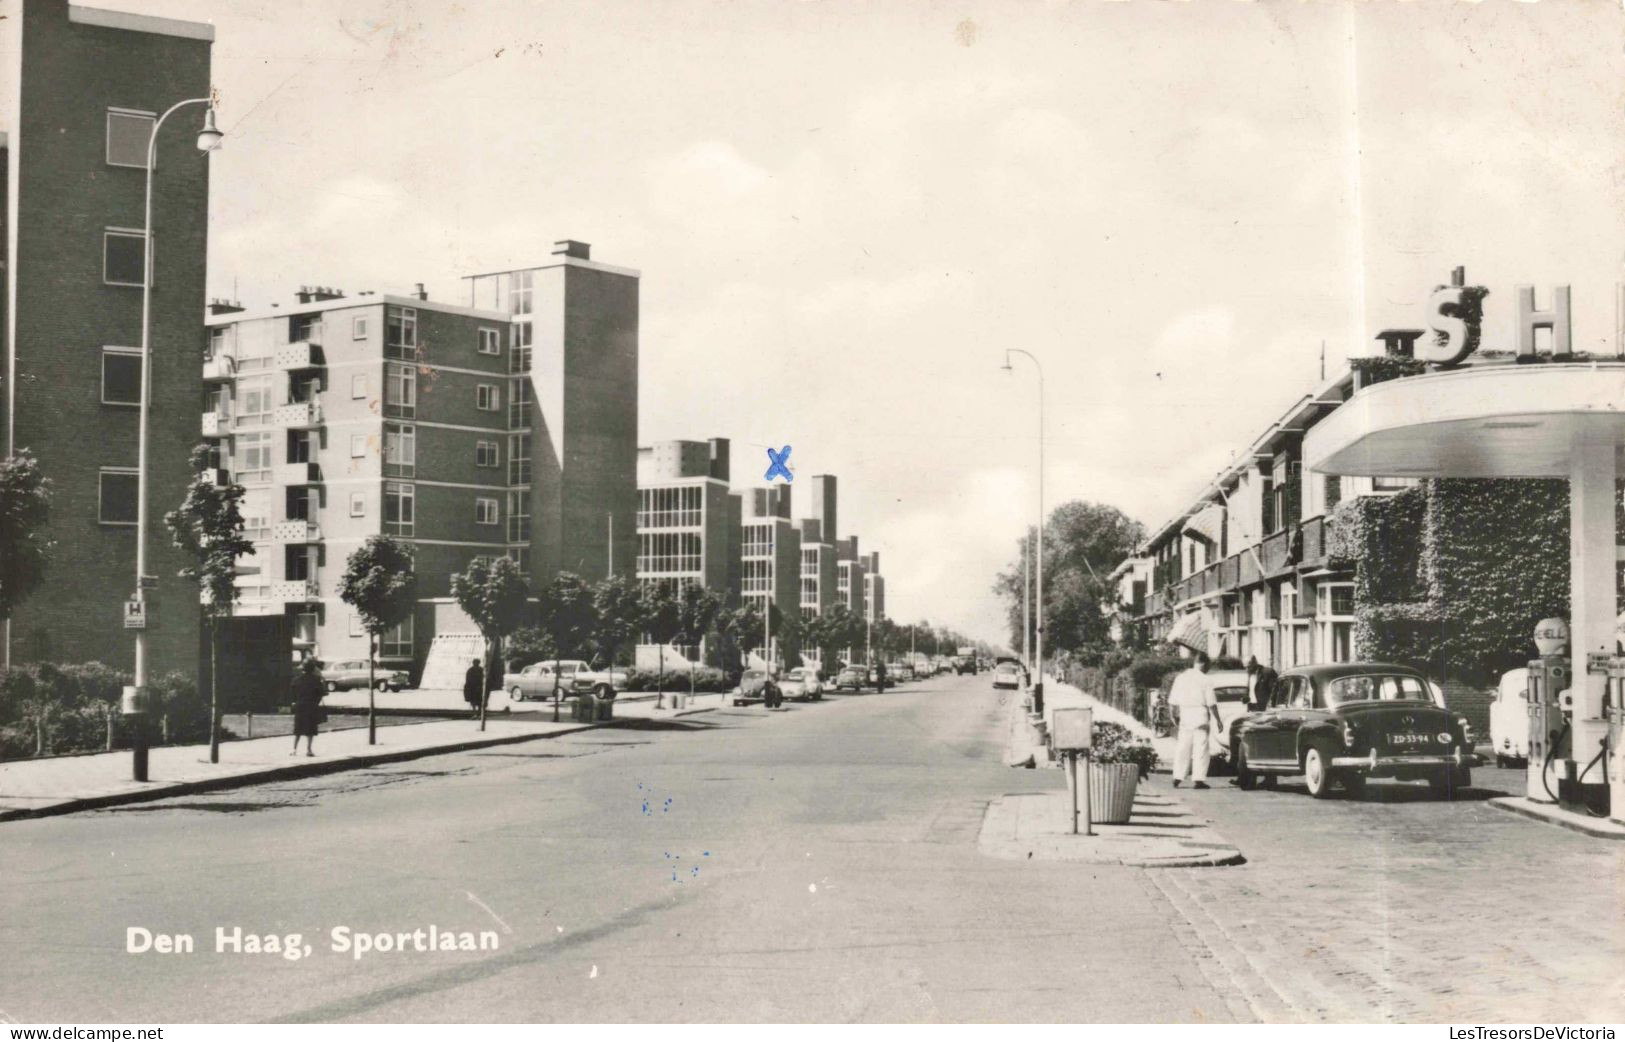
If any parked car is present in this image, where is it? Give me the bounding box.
[834,665,867,691]
[894,664,915,682]
[1490,667,1530,766]
[571,663,629,699]
[733,669,783,708]
[504,660,589,702]
[1230,662,1479,800]
[321,660,408,692]
[991,662,1022,690]
[786,667,822,700]
[1204,669,1252,768]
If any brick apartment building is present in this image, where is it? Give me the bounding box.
[2,0,213,673]
[635,437,741,602]
[797,474,838,619]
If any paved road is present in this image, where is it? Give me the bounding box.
[5,672,1621,1024]
[0,673,1234,1024]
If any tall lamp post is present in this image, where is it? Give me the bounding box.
[124,98,224,782]
[1002,349,1045,713]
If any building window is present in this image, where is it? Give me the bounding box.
[506,490,531,542]
[385,306,418,360]
[381,614,414,658]
[475,497,499,525]
[384,422,415,478]
[351,374,367,399]
[101,348,142,406]
[98,468,139,525]
[290,314,322,343]
[1315,582,1356,664]
[743,523,773,557]
[106,109,155,168]
[742,558,773,594]
[349,613,365,638]
[350,434,368,459]
[350,492,366,517]
[476,384,500,411]
[1371,476,1415,492]
[509,322,533,374]
[236,431,274,485]
[238,377,274,427]
[384,482,415,537]
[637,531,703,575]
[478,328,501,355]
[353,315,369,340]
[507,377,532,428]
[637,485,703,530]
[385,363,416,419]
[511,270,533,315]
[507,433,532,485]
[103,229,147,287]
[475,440,499,467]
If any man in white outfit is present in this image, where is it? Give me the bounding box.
[1168,652,1220,789]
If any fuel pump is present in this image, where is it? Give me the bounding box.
[1526,618,1571,804]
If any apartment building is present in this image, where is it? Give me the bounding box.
[833,536,866,615]
[741,484,801,641]
[464,241,638,584]
[796,474,838,618]
[861,552,885,622]
[2,1,213,672]
[635,436,741,603]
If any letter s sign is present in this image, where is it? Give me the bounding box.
[1419,285,1472,366]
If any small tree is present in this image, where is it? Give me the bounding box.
[452,556,532,731]
[164,445,254,763]
[676,583,722,703]
[337,536,417,745]
[0,450,53,628]
[534,572,598,720]
[639,579,683,708]
[591,574,645,670]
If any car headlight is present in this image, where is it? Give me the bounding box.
[1341,722,1357,748]
[1456,717,1473,745]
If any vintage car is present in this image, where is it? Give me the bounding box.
[784,667,822,701]
[321,659,409,693]
[1230,662,1479,799]
[503,659,588,702]
[732,669,783,708]
[833,665,867,692]
[1204,669,1253,768]
[1490,667,1531,767]
[990,662,1023,691]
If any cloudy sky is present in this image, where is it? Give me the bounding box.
[109,0,1625,643]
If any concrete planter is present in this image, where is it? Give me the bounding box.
[1089,762,1140,824]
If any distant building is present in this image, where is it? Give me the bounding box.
[834,536,866,615]
[635,436,740,603]
[2,1,214,671]
[797,474,839,618]
[861,551,885,622]
[741,485,800,658]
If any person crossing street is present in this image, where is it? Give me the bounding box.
[1169,651,1220,789]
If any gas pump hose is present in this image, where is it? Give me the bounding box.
[1541,722,1570,804]
[1573,731,1611,818]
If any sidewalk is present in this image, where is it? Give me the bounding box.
[0,698,713,823]
[978,779,1245,868]
[1041,676,1176,767]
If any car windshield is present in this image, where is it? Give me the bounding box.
[1212,685,1248,704]
[1324,674,1431,706]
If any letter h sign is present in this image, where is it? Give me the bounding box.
[1517,285,1571,357]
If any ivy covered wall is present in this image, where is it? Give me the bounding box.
[1328,479,1570,689]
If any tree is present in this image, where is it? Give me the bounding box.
[675,583,723,700]
[452,555,532,732]
[591,574,645,669]
[715,602,762,673]
[533,572,598,719]
[337,536,417,744]
[164,445,255,763]
[0,450,52,626]
[638,579,683,707]
[993,500,1144,666]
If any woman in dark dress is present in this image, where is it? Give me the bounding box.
[291,658,325,757]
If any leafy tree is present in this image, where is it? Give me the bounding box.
[337,536,417,744]
[452,555,532,731]
[638,579,683,706]
[715,602,762,672]
[0,450,52,625]
[530,571,599,718]
[164,445,255,763]
[591,574,645,668]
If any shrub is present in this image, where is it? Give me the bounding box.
[1091,720,1159,778]
[620,666,730,693]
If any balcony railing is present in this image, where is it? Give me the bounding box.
[275,400,323,428]
[275,341,324,370]
[272,519,321,543]
[275,461,321,486]
[201,411,231,437]
[202,354,237,382]
[1136,514,1336,618]
[272,578,320,602]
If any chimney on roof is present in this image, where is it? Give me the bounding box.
[413,282,428,301]
[208,298,245,316]
[552,240,591,260]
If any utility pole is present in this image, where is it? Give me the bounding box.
[607,513,614,578]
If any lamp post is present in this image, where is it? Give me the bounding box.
[124,99,223,783]
[1002,349,1045,714]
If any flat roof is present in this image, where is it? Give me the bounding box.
[205,293,507,326]
[462,255,641,280]
[69,4,215,42]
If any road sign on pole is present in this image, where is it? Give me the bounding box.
[123,599,148,630]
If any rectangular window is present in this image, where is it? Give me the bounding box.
[475,440,498,467]
[478,328,501,355]
[350,434,368,459]
[385,306,418,360]
[507,433,532,485]
[238,377,274,427]
[351,374,367,399]
[509,322,533,374]
[384,482,415,538]
[350,492,366,518]
[506,489,531,542]
[381,615,414,658]
[385,363,416,419]
[476,384,500,411]
[511,270,533,315]
[384,422,415,478]
[290,314,322,343]
[236,431,274,485]
[98,468,139,525]
[349,614,365,638]
[353,315,369,340]
[507,377,532,428]
[103,229,147,287]
[106,109,155,168]
[475,497,499,525]
[101,348,142,406]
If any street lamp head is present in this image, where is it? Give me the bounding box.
[196,107,224,152]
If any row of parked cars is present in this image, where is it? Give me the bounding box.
[734,660,947,707]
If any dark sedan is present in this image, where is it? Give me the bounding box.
[1230,662,1478,800]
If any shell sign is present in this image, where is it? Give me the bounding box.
[1533,617,1570,657]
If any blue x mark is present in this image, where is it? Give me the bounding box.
[764,445,793,483]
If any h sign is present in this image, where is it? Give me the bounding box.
[123,600,147,630]
[1052,707,1093,751]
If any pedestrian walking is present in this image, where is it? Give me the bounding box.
[290,658,324,757]
[1246,655,1279,712]
[463,658,484,717]
[874,659,888,693]
[1169,651,1220,789]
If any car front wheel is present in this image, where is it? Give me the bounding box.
[1303,745,1334,799]
[1234,743,1258,791]
[510,686,524,702]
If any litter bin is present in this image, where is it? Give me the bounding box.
[571,696,592,723]
[594,695,614,721]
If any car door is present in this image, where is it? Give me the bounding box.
[1247,676,1297,763]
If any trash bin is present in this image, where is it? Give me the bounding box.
[571,696,591,723]
[594,695,614,721]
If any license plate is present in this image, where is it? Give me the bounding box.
[1387,733,1432,746]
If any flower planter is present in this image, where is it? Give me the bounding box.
[1088,762,1140,824]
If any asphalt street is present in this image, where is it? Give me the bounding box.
[3,672,1621,1024]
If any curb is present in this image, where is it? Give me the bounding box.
[1488,796,1625,840]
[0,723,599,824]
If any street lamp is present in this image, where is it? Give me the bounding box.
[1002,349,1045,713]
[125,97,223,782]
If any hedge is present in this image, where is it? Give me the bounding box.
[0,663,216,760]
[619,666,732,693]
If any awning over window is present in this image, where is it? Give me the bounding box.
[1167,610,1208,653]
[1184,503,1223,545]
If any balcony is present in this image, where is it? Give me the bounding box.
[1300,515,1328,566]
[202,353,237,382]
[272,578,320,602]
[272,519,321,543]
[275,461,321,486]
[275,400,323,428]
[275,341,324,370]
[201,411,231,437]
